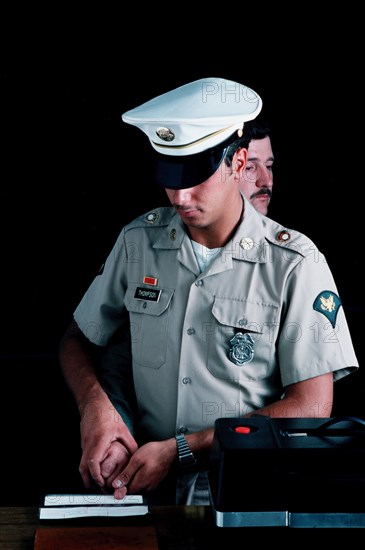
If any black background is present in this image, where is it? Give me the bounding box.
[1,11,363,504]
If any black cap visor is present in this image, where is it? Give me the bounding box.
[152,132,239,190]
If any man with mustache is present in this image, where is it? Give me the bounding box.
[239,119,273,216]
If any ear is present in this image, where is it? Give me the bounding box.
[233,147,247,176]
[234,147,247,172]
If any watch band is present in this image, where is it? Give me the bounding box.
[175,434,197,468]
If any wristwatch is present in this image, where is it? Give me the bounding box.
[175,434,197,469]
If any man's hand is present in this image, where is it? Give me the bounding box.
[112,439,177,499]
[79,394,138,490]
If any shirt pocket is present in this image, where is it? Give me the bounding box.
[208,296,279,381]
[124,284,175,368]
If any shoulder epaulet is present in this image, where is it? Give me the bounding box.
[263,216,319,258]
[125,207,174,231]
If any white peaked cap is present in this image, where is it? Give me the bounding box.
[122,77,262,156]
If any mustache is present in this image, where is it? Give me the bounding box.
[175,205,195,211]
[250,188,272,200]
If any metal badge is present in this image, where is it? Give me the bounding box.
[313,291,342,328]
[156,127,175,142]
[276,230,291,242]
[145,211,159,224]
[228,332,255,366]
[170,228,177,241]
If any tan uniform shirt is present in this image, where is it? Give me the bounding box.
[74,196,358,440]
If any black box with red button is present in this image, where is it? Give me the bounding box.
[208,416,365,526]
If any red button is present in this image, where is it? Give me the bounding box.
[235,426,251,434]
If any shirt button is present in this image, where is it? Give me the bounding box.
[178,427,188,434]
[187,327,195,335]
[240,237,254,250]
[195,280,203,287]
[238,318,247,326]
[182,377,191,384]
[143,302,147,309]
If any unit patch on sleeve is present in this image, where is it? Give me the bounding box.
[313,291,342,328]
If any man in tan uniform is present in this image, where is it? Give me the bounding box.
[59,77,359,505]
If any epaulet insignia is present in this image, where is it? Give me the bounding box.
[276,230,291,242]
[313,291,342,328]
[145,211,159,224]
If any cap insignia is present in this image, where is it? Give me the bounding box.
[156,127,175,142]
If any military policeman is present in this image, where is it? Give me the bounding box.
[59,77,359,505]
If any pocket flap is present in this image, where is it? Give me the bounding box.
[212,295,278,334]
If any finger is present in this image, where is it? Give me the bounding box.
[100,457,117,479]
[79,454,100,489]
[100,444,130,480]
[87,456,106,487]
[84,439,119,487]
[114,485,128,500]
[112,471,132,498]
[112,474,129,500]
[112,471,131,490]
[79,463,94,489]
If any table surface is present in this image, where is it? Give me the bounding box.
[0,505,363,549]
